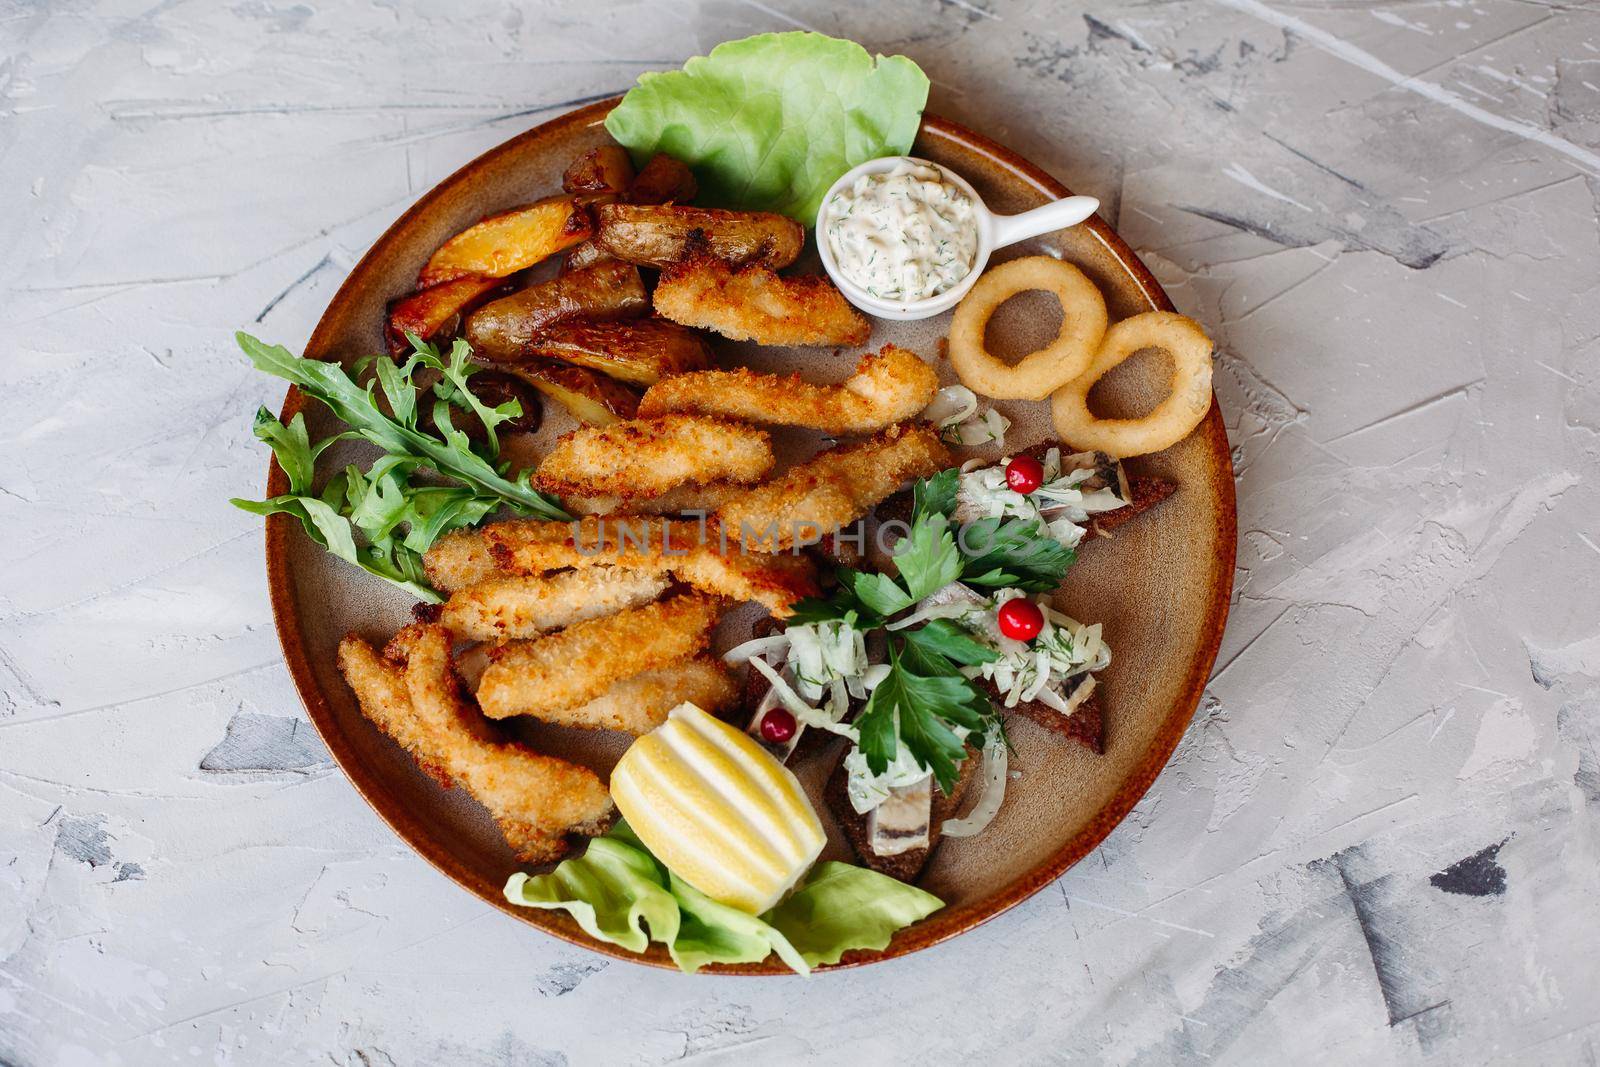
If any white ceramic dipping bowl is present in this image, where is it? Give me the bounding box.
[816,155,1100,321]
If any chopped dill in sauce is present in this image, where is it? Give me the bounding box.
[824,162,979,302]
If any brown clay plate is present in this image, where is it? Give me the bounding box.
[264,99,1237,973]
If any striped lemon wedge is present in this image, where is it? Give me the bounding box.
[611,702,826,914]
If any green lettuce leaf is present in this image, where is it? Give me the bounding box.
[765,862,944,967]
[503,824,942,974]
[604,31,930,222]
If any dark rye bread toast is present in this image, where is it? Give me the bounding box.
[824,744,979,883]
[987,684,1105,754]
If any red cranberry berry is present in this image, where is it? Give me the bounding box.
[759,708,798,744]
[996,598,1045,642]
[1005,455,1045,495]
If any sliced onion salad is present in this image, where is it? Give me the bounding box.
[922,385,1010,447]
[941,727,1009,838]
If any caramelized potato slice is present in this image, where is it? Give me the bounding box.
[386,275,504,352]
[464,260,647,359]
[419,195,593,286]
[594,204,802,270]
[562,146,634,200]
[521,319,713,386]
[627,154,698,205]
[486,359,640,426]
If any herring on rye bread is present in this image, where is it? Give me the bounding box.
[824,743,979,884]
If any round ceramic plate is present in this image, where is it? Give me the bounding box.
[265,100,1237,973]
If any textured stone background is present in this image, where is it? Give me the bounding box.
[3,0,1598,1063]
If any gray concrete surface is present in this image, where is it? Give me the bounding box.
[3,0,1598,1063]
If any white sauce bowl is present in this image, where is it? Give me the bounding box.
[816,155,1099,322]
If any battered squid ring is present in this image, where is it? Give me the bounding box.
[1050,311,1214,459]
[947,256,1108,400]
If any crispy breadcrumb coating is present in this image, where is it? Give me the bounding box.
[337,625,612,863]
[653,256,869,347]
[437,567,669,641]
[535,414,773,499]
[480,516,818,617]
[536,656,737,734]
[422,528,504,594]
[476,592,722,719]
[715,422,952,552]
[637,345,937,434]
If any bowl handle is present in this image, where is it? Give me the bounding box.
[989,195,1100,251]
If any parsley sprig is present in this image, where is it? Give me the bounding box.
[231,331,567,601]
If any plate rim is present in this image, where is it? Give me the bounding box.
[262,98,1238,974]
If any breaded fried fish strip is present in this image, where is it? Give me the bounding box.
[716,422,953,552]
[562,480,747,517]
[636,345,938,434]
[482,516,817,616]
[670,545,819,618]
[535,414,773,499]
[653,256,870,347]
[338,625,613,863]
[437,567,669,641]
[485,516,708,574]
[423,528,504,593]
[477,592,722,719]
[537,656,737,734]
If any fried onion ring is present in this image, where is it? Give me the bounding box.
[1050,311,1214,458]
[947,256,1108,400]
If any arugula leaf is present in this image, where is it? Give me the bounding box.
[889,511,961,601]
[235,332,566,521]
[912,468,959,524]
[233,491,441,602]
[855,642,996,794]
[247,407,353,495]
[957,516,1076,592]
[604,32,929,222]
[233,333,555,600]
[901,619,1001,667]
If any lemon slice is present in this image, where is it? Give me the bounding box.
[611,702,826,914]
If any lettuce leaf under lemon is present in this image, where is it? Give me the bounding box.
[504,823,942,974]
[604,31,929,223]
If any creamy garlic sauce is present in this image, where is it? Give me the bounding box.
[824,161,979,302]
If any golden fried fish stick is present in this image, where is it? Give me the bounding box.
[338,626,613,863]
[715,423,953,552]
[482,516,815,616]
[562,480,748,517]
[636,345,938,434]
[535,657,737,734]
[423,528,504,593]
[477,592,722,719]
[437,568,670,641]
[653,257,870,347]
[535,414,774,499]
[484,516,708,574]
[669,544,818,619]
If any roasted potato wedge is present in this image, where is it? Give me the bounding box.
[464,260,648,359]
[386,275,505,352]
[627,154,698,205]
[559,240,614,275]
[562,146,634,201]
[486,359,641,426]
[419,195,593,286]
[594,204,803,270]
[518,319,713,386]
